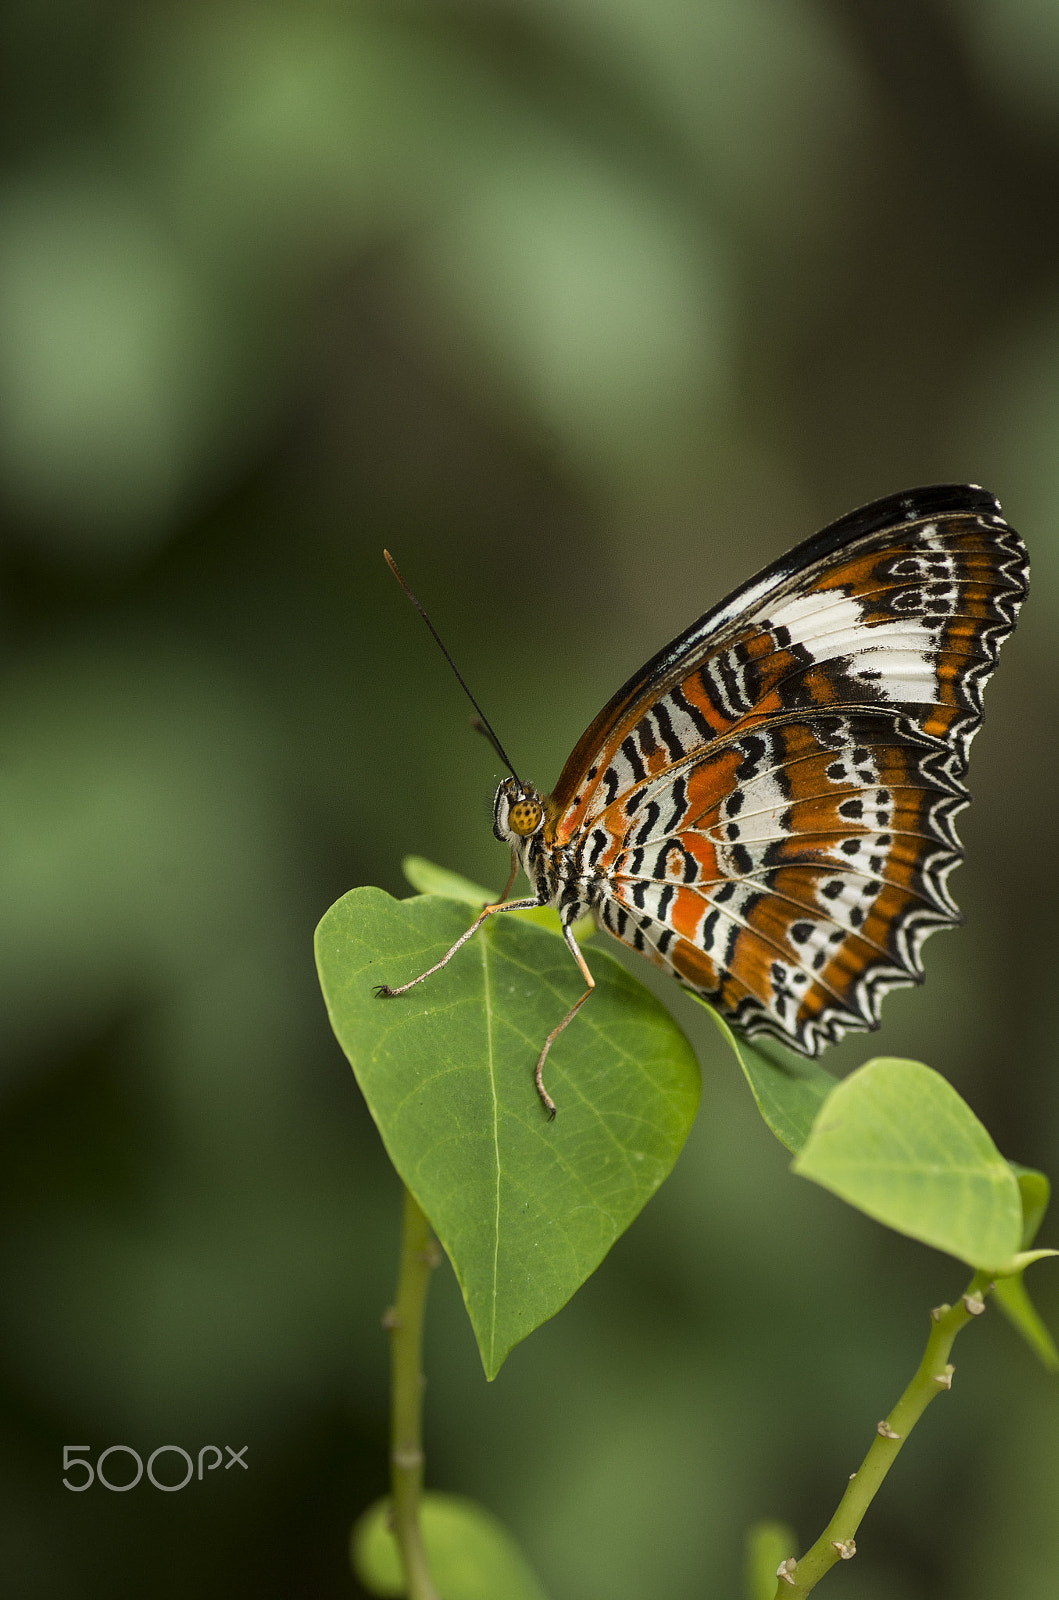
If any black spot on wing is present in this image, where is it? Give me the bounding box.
[651,699,687,763]
[664,775,688,834]
[586,828,608,870]
[669,683,712,743]
[620,735,647,783]
[632,800,661,847]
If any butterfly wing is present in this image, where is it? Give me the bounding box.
[544,485,1028,1053]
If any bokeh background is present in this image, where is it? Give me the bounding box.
[3,2,1059,1596]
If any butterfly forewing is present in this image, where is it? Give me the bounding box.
[543,486,1027,1054]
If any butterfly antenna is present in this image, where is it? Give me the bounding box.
[383,550,523,784]
[469,713,516,768]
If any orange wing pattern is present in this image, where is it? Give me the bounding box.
[539,485,1027,1053]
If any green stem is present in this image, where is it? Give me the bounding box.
[388,1184,440,1600]
[772,1270,993,1597]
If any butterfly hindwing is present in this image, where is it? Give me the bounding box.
[595,714,965,1050]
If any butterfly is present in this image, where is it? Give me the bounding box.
[378,485,1028,1116]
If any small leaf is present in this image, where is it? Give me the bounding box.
[402,856,491,906]
[993,1273,1059,1371]
[1008,1163,1051,1248]
[989,1168,1057,1367]
[744,1520,799,1600]
[316,887,699,1376]
[694,999,836,1154]
[352,1492,551,1600]
[1002,1249,1059,1271]
[792,1058,1023,1271]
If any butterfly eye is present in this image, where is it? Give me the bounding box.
[507,799,543,836]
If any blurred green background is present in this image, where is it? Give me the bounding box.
[3,2,1058,1596]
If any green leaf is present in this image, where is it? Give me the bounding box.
[791,1058,1023,1271]
[402,855,492,906]
[744,1520,799,1600]
[316,887,699,1377]
[1009,1163,1051,1248]
[993,1272,1059,1371]
[691,997,836,1154]
[986,1169,1057,1367]
[1004,1249,1059,1271]
[352,1492,551,1600]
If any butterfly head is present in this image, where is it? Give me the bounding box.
[493,778,545,843]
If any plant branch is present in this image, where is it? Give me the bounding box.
[772,1269,993,1597]
[387,1184,441,1600]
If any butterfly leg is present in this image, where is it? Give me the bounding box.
[374,892,541,998]
[495,848,519,905]
[533,922,595,1119]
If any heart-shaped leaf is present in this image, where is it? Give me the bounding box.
[792,1057,1024,1272]
[316,887,699,1377]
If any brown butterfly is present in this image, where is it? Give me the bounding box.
[378,485,1027,1116]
